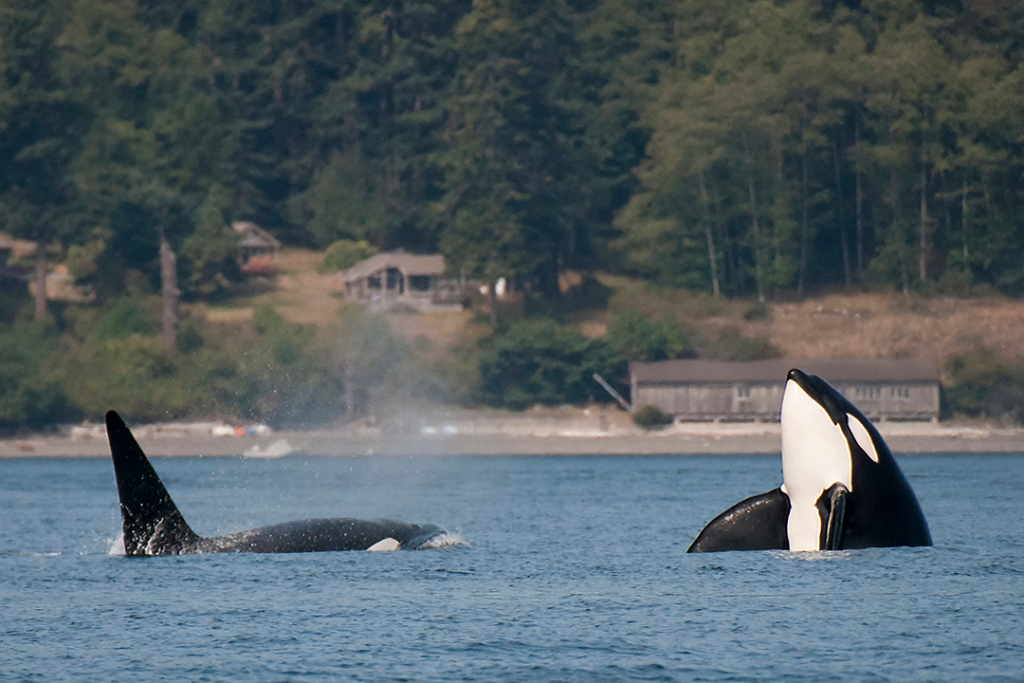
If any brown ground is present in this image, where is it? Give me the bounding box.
[758,294,1024,383]
[194,250,1024,384]
[202,248,343,326]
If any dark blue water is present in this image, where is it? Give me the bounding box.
[2,453,1022,682]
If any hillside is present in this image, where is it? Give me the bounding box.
[200,248,1024,386]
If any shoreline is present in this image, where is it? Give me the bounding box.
[2,415,1023,458]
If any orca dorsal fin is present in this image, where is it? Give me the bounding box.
[106,411,200,556]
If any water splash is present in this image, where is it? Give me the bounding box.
[108,532,125,556]
[420,532,469,549]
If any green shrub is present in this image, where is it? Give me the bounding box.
[205,305,347,425]
[632,404,673,428]
[945,347,1024,422]
[0,321,76,430]
[319,239,378,274]
[478,320,626,409]
[937,269,973,297]
[63,334,193,422]
[177,317,204,353]
[183,185,244,298]
[0,286,29,324]
[606,309,694,362]
[89,297,153,342]
[330,305,408,415]
[700,327,779,361]
[743,300,770,321]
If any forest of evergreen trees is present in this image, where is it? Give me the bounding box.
[3,0,1024,428]
[3,0,1024,303]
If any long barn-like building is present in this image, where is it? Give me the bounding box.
[628,359,941,422]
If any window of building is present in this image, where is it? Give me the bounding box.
[386,268,403,293]
[891,386,910,399]
[409,275,432,292]
[854,386,881,399]
[735,385,751,399]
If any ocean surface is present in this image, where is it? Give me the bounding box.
[2,451,1022,682]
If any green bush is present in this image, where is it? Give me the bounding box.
[319,239,378,274]
[700,327,779,361]
[183,185,244,298]
[478,320,626,409]
[63,333,193,422]
[743,300,770,321]
[945,347,1024,422]
[210,306,346,425]
[329,305,408,415]
[0,321,76,430]
[89,297,153,342]
[633,404,673,428]
[606,309,694,362]
[937,269,973,297]
[0,286,29,324]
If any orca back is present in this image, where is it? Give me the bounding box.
[203,519,445,553]
[106,411,200,555]
[688,488,790,553]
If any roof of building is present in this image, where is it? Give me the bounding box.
[232,221,281,249]
[344,252,446,281]
[629,358,940,384]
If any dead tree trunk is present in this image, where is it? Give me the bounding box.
[799,150,809,297]
[697,170,720,297]
[488,279,499,327]
[961,177,969,260]
[742,132,765,303]
[159,236,180,354]
[34,238,47,322]
[919,130,929,283]
[832,136,851,287]
[855,109,864,274]
[343,358,356,416]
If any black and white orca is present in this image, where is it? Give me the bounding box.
[688,369,932,553]
[106,410,444,556]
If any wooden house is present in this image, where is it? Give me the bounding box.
[343,251,462,312]
[628,358,941,422]
[233,222,280,275]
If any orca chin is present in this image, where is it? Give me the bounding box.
[105,411,444,556]
[688,369,932,553]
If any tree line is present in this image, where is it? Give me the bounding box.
[3,0,1024,309]
[3,0,1024,428]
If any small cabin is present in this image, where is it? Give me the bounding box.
[629,358,941,422]
[233,222,280,275]
[343,252,462,312]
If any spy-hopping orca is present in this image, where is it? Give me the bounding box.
[106,410,444,555]
[688,369,932,553]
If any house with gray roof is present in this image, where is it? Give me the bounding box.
[343,251,462,312]
[629,358,940,422]
[233,221,281,275]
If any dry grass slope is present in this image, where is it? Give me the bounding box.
[764,294,1024,382]
[197,251,1024,384]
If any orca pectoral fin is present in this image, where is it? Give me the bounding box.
[819,483,849,551]
[688,488,791,553]
[106,411,200,556]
